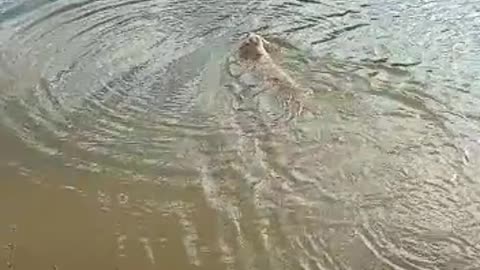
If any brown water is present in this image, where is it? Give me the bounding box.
[1,0,480,269]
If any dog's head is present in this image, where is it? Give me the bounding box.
[238,33,269,60]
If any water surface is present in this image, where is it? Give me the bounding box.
[1,0,480,269]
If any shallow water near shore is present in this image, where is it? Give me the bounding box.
[1,0,480,269]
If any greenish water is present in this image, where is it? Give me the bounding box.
[1,0,479,269]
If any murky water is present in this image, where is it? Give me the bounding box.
[1,0,480,269]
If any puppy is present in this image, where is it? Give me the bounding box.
[236,33,317,119]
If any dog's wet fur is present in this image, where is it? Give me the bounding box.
[236,33,317,119]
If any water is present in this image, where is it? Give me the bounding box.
[1,0,479,269]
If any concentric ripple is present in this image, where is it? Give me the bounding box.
[0,0,254,176]
[1,0,480,269]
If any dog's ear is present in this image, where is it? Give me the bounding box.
[261,37,279,54]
